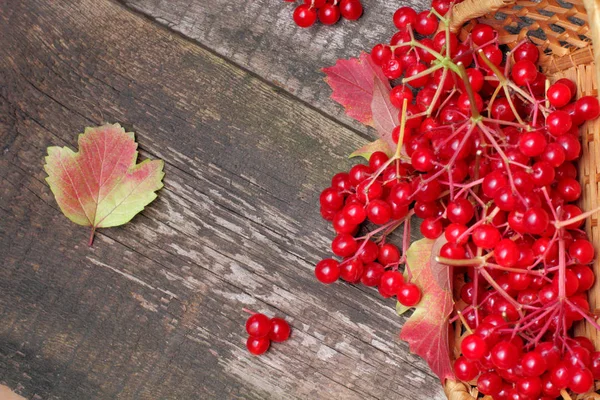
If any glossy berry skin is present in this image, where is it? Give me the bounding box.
[331,234,358,257]
[315,259,340,284]
[393,6,417,29]
[514,42,539,63]
[318,4,340,25]
[516,376,542,398]
[367,200,392,224]
[378,271,404,298]
[575,96,600,121]
[339,0,362,20]
[570,368,593,393]
[397,283,421,306]
[269,318,291,342]
[246,336,270,355]
[550,362,571,388]
[414,11,438,35]
[569,239,595,264]
[521,351,547,377]
[246,313,272,339]
[293,5,317,28]
[546,110,572,136]
[511,60,538,86]
[378,243,401,265]
[461,334,488,361]
[478,372,503,396]
[371,44,392,66]
[471,24,495,46]
[447,198,475,225]
[390,85,413,109]
[518,131,547,157]
[494,239,519,268]
[420,217,443,239]
[361,262,384,286]
[491,341,519,370]
[472,225,501,249]
[454,356,479,381]
[340,259,364,283]
[547,82,572,108]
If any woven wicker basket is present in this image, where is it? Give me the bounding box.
[441,0,600,398]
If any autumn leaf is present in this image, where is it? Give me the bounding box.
[371,78,399,152]
[398,237,455,383]
[44,124,164,245]
[349,138,393,160]
[323,52,390,126]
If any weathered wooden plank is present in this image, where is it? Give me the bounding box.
[119,0,428,136]
[0,0,443,398]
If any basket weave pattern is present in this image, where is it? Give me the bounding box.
[445,0,600,397]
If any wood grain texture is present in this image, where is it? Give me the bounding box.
[0,0,442,399]
[119,0,428,136]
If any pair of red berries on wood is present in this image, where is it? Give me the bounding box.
[245,313,291,355]
[292,0,363,28]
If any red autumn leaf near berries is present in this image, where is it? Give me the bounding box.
[398,237,455,383]
[323,52,391,126]
[370,78,399,152]
[44,124,164,245]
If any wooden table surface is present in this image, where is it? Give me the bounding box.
[0,0,445,398]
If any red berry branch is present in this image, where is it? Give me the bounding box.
[318,1,600,397]
[290,0,363,28]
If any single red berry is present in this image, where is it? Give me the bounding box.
[393,6,417,29]
[331,233,358,257]
[472,224,501,249]
[513,41,539,63]
[318,4,340,25]
[447,198,475,225]
[366,199,392,224]
[361,262,384,286]
[491,341,519,370]
[397,282,421,306]
[546,110,572,136]
[454,356,479,381]
[569,239,594,264]
[511,60,538,86]
[293,5,317,28]
[414,10,438,35]
[378,270,404,298]
[389,85,414,109]
[477,372,503,396]
[521,351,547,377]
[339,0,362,20]
[420,217,443,239]
[246,313,272,338]
[570,368,593,393]
[269,318,291,342]
[246,336,270,355]
[340,259,364,283]
[547,82,572,108]
[315,259,340,284]
[471,24,495,46]
[518,131,547,157]
[371,44,392,66]
[575,96,600,121]
[378,243,401,265]
[461,334,488,361]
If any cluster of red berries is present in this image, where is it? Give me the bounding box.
[292,0,363,28]
[317,0,600,397]
[317,158,422,308]
[245,313,291,355]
